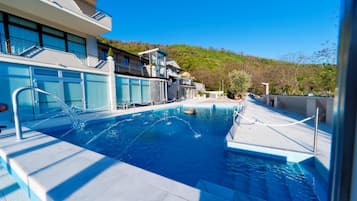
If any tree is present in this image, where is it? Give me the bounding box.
[312,40,337,65]
[107,47,114,57]
[227,70,252,97]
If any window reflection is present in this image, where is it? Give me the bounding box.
[9,25,39,55]
[43,34,65,51]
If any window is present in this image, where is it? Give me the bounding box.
[42,26,65,51]
[7,15,40,55]
[8,15,37,29]
[123,56,129,66]
[100,49,107,60]
[68,34,86,63]
[64,82,82,108]
[8,25,39,55]
[42,26,64,37]
[1,12,87,63]
[0,13,5,53]
[43,34,65,51]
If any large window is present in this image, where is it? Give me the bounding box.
[9,25,39,55]
[0,12,87,63]
[100,49,107,60]
[42,26,65,51]
[8,16,39,55]
[123,56,129,66]
[64,82,82,108]
[116,77,130,104]
[141,80,150,103]
[0,13,5,53]
[68,34,86,63]
[130,79,141,103]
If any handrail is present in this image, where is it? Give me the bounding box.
[12,86,79,140]
[231,102,320,154]
[234,111,315,127]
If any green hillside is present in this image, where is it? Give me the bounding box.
[98,37,336,96]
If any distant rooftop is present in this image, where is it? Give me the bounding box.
[166,60,181,69]
[138,48,168,56]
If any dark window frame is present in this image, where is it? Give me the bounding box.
[0,11,86,58]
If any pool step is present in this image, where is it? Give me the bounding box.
[265,169,291,201]
[285,164,319,201]
[249,166,268,200]
[231,163,320,201]
[299,162,328,201]
[0,165,30,201]
[196,180,266,201]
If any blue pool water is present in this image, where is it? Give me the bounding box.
[42,106,326,201]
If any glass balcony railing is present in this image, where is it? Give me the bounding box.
[115,62,149,77]
[0,34,87,64]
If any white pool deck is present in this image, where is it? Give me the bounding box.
[226,98,331,170]
[0,97,332,201]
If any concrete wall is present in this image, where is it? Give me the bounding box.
[74,0,96,16]
[260,95,334,126]
[194,82,205,92]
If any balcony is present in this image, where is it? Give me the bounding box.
[115,62,150,78]
[0,0,112,36]
[167,68,180,78]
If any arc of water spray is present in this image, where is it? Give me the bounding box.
[30,111,67,129]
[12,86,82,140]
[60,105,125,139]
[85,118,134,145]
[116,116,201,159]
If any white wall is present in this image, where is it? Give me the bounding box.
[261,95,334,126]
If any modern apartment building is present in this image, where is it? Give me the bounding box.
[0,0,198,124]
[97,43,169,105]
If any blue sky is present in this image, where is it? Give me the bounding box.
[97,0,339,61]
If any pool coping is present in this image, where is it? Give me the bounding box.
[225,132,314,163]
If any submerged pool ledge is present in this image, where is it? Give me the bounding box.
[225,134,314,163]
[0,128,229,201]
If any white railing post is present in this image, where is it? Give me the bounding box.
[313,107,319,154]
[107,56,117,111]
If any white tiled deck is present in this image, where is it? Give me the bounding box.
[226,98,332,170]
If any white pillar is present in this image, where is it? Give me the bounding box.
[165,81,168,101]
[107,56,117,111]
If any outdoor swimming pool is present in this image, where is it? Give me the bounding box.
[40,106,326,201]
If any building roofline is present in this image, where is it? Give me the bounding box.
[138,48,168,56]
[166,60,181,69]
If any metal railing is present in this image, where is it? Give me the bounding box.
[232,103,320,155]
[115,62,146,76]
[46,0,112,21]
